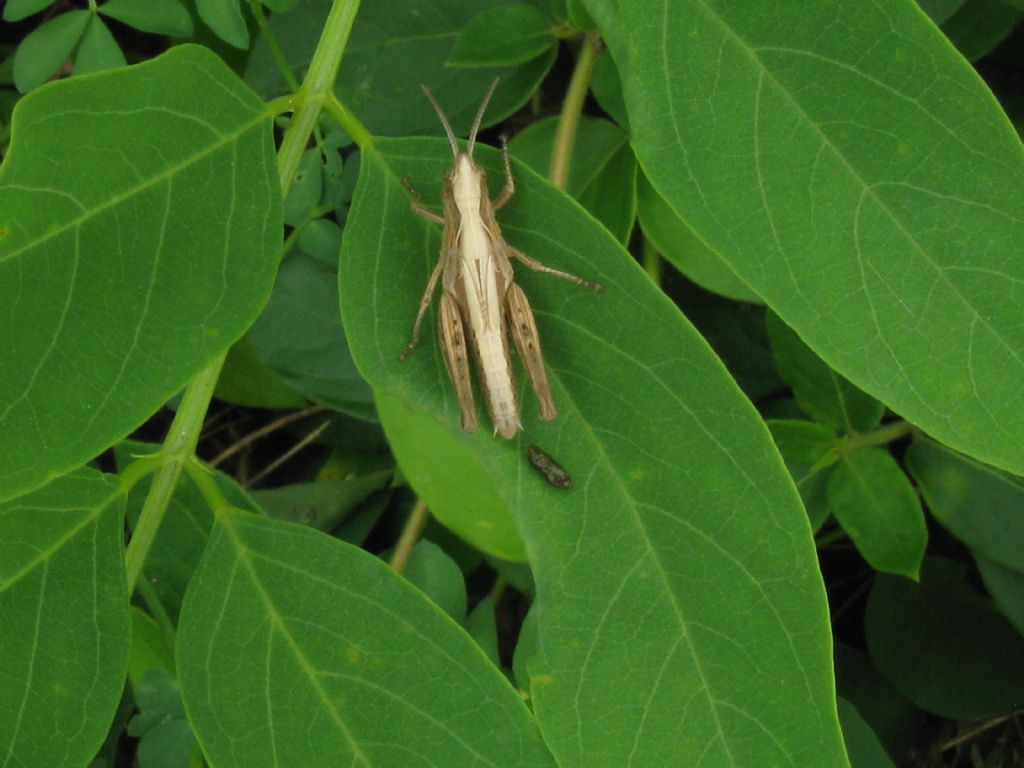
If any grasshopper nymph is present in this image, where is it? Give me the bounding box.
[400,79,601,438]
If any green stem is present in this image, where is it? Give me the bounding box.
[549,31,601,189]
[325,92,373,151]
[642,237,661,286]
[843,420,913,453]
[246,0,301,93]
[125,356,225,593]
[277,0,362,193]
[389,500,430,574]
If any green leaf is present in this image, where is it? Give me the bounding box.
[826,446,927,578]
[196,0,249,49]
[465,598,501,667]
[585,0,1024,476]
[0,45,281,503]
[376,392,527,561]
[638,173,759,302]
[99,0,193,36]
[834,643,925,759]
[282,147,322,226]
[767,312,885,433]
[676,285,782,401]
[590,49,628,129]
[448,4,555,68]
[0,469,129,768]
[249,252,375,420]
[252,472,390,530]
[215,336,308,409]
[940,0,1023,61]
[74,14,126,76]
[340,139,846,765]
[246,0,556,137]
[906,437,1024,571]
[975,555,1024,639]
[298,218,344,267]
[917,0,969,24]
[3,0,56,22]
[128,669,194,768]
[566,0,596,30]
[177,510,555,767]
[510,115,636,243]
[865,558,1024,719]
[768,419,840,468]
[399,539,468,621]
[12,10,89,92]
[128,607,175,692]
[838,699,895,768]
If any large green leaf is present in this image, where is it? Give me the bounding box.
[177,510,554,767]
[0,469,129,767]
[0,45,282,502]
[339,139,846,765]
[585,0,1024,475]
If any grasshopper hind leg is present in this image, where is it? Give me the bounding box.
[506,282,557,421]
[438,292,479,433]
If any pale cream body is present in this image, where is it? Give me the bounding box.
[450,155,520,438]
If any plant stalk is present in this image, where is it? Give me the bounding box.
[549,31,601,189]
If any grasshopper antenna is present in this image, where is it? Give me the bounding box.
[421,84,460,159]
[467,77,500,158]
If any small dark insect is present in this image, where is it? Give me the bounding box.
[527,445,573,489]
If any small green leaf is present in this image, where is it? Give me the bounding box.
[375,392,527,561]
[0,45,282,502]
[906,437,1024,570]
[590,50,628,129]
[465,598,501,667]
[399,539,468,621]
[99,0,193,36]
[249,252,375,420]
[177,510,555,767]
[767,312,885,432]
[0,469,129,768]
[940,0,1023,61]
[283,147,322,226]
[128,608,175,693]
[215,336,308,409]
[566,0,595,30]
[3,0,56,22]
[74,14,126,76]
[128,669,194,768]
[196,0,249,48]
[510,116,635,243]
[449,4,555,68]
[866,558,1024,719]
[975,555,1024,638]
[298,218,344,267]
[12,10,89,92]
[838,699,896,768]
[768,419,840,467]
[638,173,760,303]
[770,427,836,533]
[827,446,926,578]
[253,473,390,531]
[917,0,968,24]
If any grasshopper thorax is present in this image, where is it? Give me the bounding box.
[451,154,486,211]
